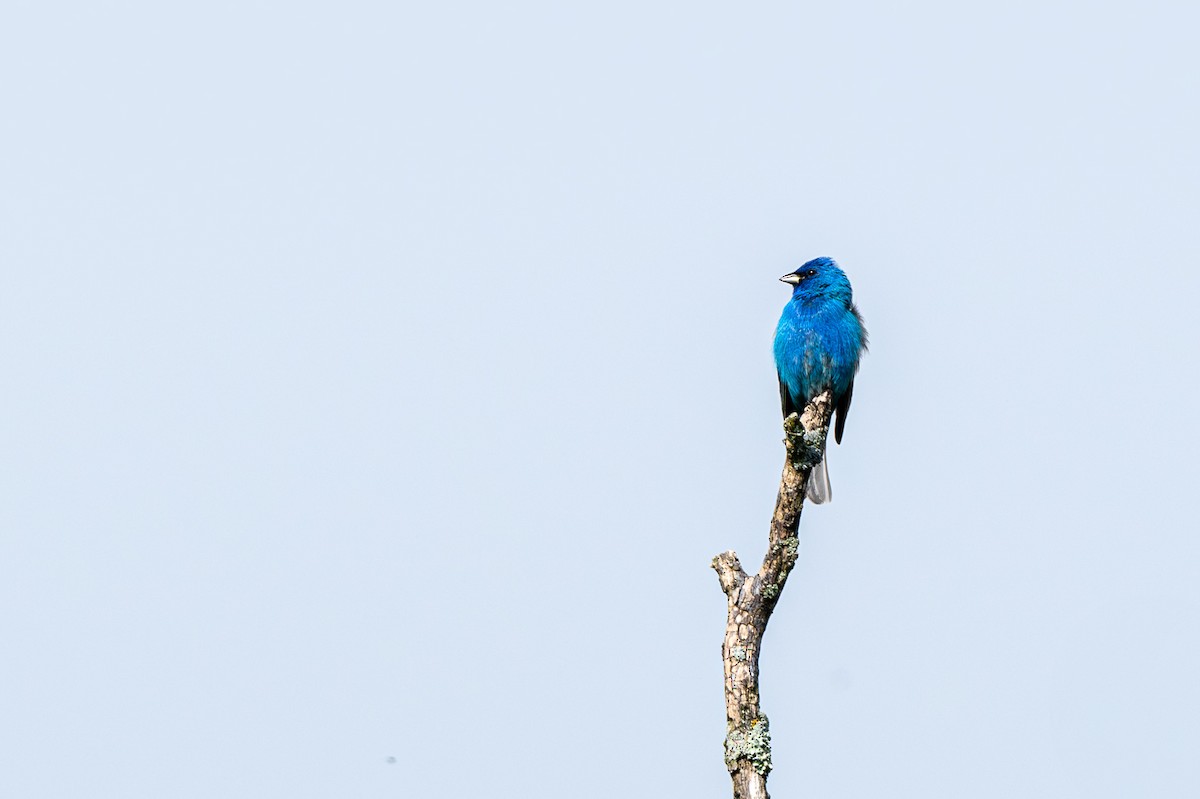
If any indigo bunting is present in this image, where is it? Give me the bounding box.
[773,257,868,504]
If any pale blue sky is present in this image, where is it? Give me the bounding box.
[2,1,1198,797]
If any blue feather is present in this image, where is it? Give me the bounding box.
[773,257,867,503]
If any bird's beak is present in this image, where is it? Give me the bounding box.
[779,274,801,285]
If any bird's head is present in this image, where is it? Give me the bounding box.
[780,257,852,303]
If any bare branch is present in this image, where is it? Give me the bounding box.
[710,390,834,799]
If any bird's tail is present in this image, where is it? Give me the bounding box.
[806,451,832,504]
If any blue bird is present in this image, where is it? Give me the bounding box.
[773,257,868,504]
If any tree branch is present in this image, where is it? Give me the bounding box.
[710,390,834,799]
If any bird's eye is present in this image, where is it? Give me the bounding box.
[807,269,817,277]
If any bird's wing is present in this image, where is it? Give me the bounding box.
[778,372,796,418]
[834,377,854,444]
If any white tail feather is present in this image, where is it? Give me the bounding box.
[806,451,832,504]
